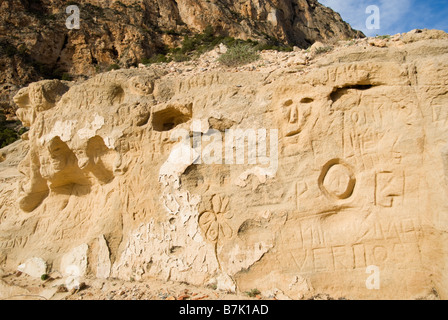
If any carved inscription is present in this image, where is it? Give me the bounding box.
[375,171,404,207]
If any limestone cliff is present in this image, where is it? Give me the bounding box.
[1,29,448,300]
[0,0,362,115]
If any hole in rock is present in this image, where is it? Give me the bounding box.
[152,107,192,132]
[111,85,125,105]
[330,84,374,102]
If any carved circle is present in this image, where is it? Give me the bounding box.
[318,159,356,200]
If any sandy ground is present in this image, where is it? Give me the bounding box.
[0,270,262,300]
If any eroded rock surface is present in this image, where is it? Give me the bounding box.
[0,0,362,115]
[1,30,448,299]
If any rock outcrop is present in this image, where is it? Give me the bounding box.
[0,0,362,114]
[1,30,448,300]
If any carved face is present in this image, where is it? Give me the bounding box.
[39,137,73,180]
[281,99,312,137]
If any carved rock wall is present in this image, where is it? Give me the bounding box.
[1,32,448,299]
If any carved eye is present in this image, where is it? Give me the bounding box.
[300,98,314,103]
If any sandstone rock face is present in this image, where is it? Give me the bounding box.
[1,31,448,299]
[17,257,47,278]
[0,0,361,114]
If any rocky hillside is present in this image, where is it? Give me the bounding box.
[0,0,362,117]
[1,29,448,300]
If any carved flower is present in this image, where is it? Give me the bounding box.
[199,195,233,243]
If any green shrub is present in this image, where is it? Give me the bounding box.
[314,46,333,55]
[61,73,73,81]
[218,43,260,67]
[141,54,171,65]
[245,288,261,298]
[108,63,120,71]
[171,52,190,62]
[256,43,293,52]
[0,127,19,148]
[141,25,295,66]
[18,127,29,136]
[179,25,228,55]
[0,110,19,148]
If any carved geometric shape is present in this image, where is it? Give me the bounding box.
[319,159,356,200]
[375,171,403,207]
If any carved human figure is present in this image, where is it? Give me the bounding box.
[281,99,311,137]
[39,137,88,189]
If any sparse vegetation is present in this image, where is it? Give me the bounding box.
[218,43,260,67]
[0,109,26,149]
[256,43,294,52]
[61,73,73,81]
[108,63,120,71]
[141,54,171,65]
[171,52,190,62]
[141,26,263,66]
[376,34,391,39]
[245,288,261,298]
[0,127,19,148]
[41,274,49,281]
[177,25,234,55]
[314,46,333,55]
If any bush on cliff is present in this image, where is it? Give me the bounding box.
[218,43,260,67]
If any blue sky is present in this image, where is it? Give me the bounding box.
[319,0,448,36]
